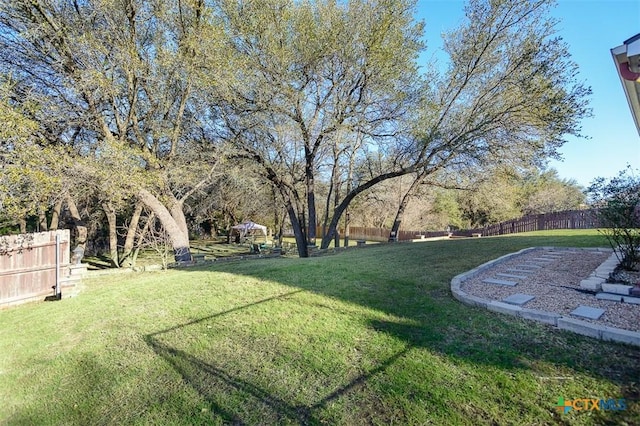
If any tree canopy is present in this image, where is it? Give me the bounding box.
[0,0,591,259]
[0,0,232,260]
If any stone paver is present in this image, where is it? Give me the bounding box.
[496,273,528,279]
[505,269,535,274]
[515,264,542,269]
[579,277,603,291]
[482,278,518,286]
[623,296,640,305]
[601,283,633,295]
[570,305,605,320]
[596,293,623,302]
[502,293,535,305]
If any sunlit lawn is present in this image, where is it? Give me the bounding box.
[84,236,377,270]
[1,230,638,425]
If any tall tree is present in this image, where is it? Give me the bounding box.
[217,0,589,255]
[218,0,424,256]
[0,0,230,261]
[457,167,523,227]
[518,169,585,214]
[0,81,68,230]
[382,0,591,237]
[456,166,585,228]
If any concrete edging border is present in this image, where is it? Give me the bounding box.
[450,247,640,347]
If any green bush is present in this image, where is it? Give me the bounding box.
[588,167,640,270]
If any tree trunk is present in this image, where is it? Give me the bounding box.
[342,149,356,248]
[120,203,143,267]
[389,172,427,239]
[66,194,87,253]
[333,163,341,248]
[102,202,119,267]
[322,175,334,244]
[323,148,340,248]
[272,186,284,246]
[170,200,189,242]
[49,199,62,230]
[306,162,317,246]
[132,211,155,265]
[320,167,418,249]
[138,189,191,262]
[343,211,350,248]
[277,211,286,245]
[389,195,409,241]
[38,209,48,232]
[287,203,308,258]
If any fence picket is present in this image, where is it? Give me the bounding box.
[1,230,72,307]
[310,209,599,242]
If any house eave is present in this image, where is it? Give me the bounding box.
[611,42,640,137]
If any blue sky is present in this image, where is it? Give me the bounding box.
[414,0,640,188]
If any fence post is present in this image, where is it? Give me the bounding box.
[55,232,60,298]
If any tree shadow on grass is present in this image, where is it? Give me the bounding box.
[144,335,315,424]
[207,238,638,362]
[145,335,412,424]
[161,235,639,422]
[143,292,412,424]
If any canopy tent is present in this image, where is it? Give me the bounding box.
[231,221,268,242]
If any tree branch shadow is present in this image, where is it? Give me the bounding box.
[144,291,412,424]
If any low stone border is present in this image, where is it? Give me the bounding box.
[450,247,640,347]
[579,251,618,291]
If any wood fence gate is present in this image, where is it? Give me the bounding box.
[0,230,82,308]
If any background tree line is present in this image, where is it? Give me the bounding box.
[346,166,586,232]
[0,0,590,261]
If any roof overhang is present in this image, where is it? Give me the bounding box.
[611,33,640,136]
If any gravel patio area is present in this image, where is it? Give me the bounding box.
[460,248,640,332]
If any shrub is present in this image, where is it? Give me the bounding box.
[587,168,640,271]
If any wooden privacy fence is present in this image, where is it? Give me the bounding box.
[0,230,83,308]
[307,209,599,243]
[310,226,450,242]
[345,226,390,242]
[346,227,450,242]
[476,209,598,237]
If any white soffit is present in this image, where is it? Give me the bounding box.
[611,34,640,137]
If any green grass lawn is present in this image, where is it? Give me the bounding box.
[1,230,638,425]
[83,237,376,270]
